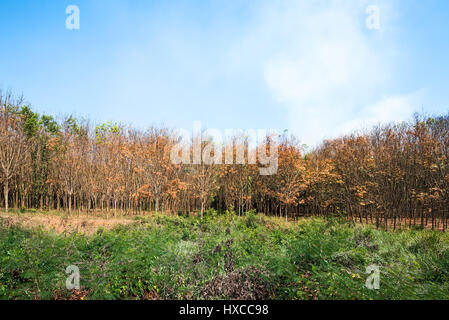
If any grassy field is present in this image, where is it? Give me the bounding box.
[1,209,449,300]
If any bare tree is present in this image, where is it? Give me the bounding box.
[0,92,30,211]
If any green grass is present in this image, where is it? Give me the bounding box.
[1,210,449,300]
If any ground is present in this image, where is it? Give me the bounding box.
[1,209,448,300]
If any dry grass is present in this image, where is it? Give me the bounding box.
[0,211,137,235]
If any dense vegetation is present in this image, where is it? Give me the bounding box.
[0,91,448,229]
[1,210,449,300]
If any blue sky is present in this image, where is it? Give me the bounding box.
[1,0,448,146]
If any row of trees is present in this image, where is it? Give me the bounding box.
[0,91,448,229]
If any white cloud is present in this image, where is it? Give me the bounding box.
[231,0,420,146]
[337,91,424,135]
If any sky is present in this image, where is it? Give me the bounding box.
[0,0,448,147]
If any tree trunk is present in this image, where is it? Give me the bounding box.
[201,202,204,219]
[4,179,9,211]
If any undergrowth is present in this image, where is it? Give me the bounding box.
[1,210,448,300]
